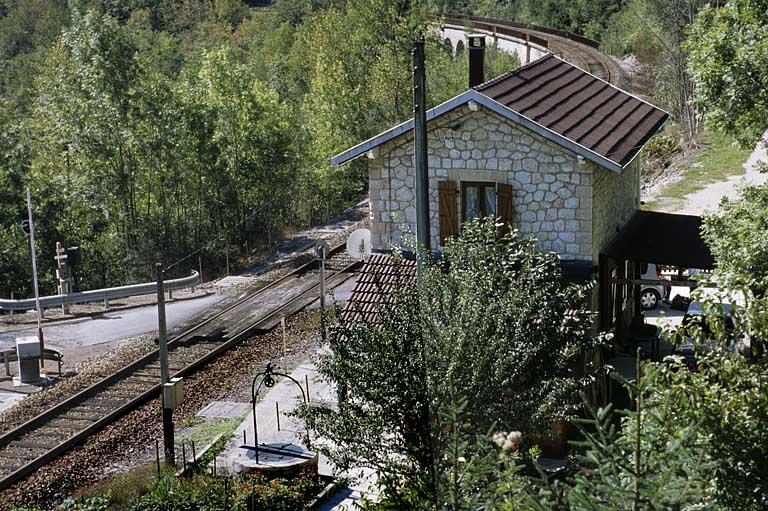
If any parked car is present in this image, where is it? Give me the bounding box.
[674,300,737,370]
[639,263,668,310]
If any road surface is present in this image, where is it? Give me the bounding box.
[675,130,768,215]
[0,293,225,353]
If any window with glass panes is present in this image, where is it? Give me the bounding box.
[461,182,497,221]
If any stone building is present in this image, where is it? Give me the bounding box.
[331,52,668,271]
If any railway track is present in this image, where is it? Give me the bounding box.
[443,14,625,87]
[0,245,358,491]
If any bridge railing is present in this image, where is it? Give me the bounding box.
[0,271,200,312]
[442,14,601,49]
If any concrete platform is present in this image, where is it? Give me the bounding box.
[196,401,251,419]
[0,391,25,413]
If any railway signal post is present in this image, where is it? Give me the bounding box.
[156,263,175,466]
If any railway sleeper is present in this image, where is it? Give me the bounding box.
[0,449,39,461]
[25,427,73,441]
[131,370,162,378]
[9,440,56,451]
[0,464,21,474]
[99,393,144,402]
[122,375,162,385]
[81,397,130,409]
[146,364,183,372]
[58,411,102,422]
[49,418,96,429]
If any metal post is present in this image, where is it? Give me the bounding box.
[319,250,326,342]
[26,189,45,366]
[525,35,531,65]
[226,251,230,276]
[198,256,203,284]
[305,374,310,402]
[156,263,175,466]
[281,316,287,357]
[412,43,439,503]
[251,400,259,463]
[413,38,431,259]
[275,401,280,431]
[155,439,161,476]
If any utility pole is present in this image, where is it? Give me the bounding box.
[25,189,45,366]
[412,38,439,506]
[156,263,175,466]
[412,37,431,259]
[315,241,327,342]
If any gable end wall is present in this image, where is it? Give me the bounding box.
[368,105,639,262]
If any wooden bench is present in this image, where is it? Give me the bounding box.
[2,348,63,377]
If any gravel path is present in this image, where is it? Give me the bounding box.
[668,130,768,216]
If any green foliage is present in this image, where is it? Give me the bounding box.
[422,220,604,432]
[703,185,768,297]
[299,219,603,507]
[0,0,481,298]
[686,0,768,147]
[637,350,768,510]
[60,495,111,511]
[126,474,233,511]
[237,472,320,511]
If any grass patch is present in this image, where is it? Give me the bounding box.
[645,130,751,209]
[177,415,244,449]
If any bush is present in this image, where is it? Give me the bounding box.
[237,472,319,511]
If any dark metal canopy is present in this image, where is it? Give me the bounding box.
[601,210,715,269]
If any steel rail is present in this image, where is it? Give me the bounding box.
[0,272,200,312]
[0,245,357,491]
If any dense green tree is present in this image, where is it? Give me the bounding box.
[686,0,768,147]
[702,185,768,297]
[300,220,603,507]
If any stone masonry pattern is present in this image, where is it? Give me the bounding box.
[367,104,639,262]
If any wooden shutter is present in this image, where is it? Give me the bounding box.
[438,180,458,243]
[496,183,514,237]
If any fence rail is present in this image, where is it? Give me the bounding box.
[0,271,200,312]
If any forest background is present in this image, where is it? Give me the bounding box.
[0,0,706,298]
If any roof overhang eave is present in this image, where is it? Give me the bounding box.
[329,90,480,167]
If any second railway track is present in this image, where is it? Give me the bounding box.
[0,245,358,491]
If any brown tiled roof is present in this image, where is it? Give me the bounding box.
[342,253,417,325]
[475,54,668,167]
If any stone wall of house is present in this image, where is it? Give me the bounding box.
[368,104,638,262]
[591,157,640,261]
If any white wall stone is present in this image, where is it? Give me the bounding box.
[367,105,639,263]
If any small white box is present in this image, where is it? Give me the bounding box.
[163,377,184,409]
[16,336,41,360]
[15,336,41,385]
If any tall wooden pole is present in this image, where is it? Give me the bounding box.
[156,263,175,466]
[26,189,44,366]
[413,38,431,259]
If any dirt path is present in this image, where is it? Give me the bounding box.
[670,130,768,216]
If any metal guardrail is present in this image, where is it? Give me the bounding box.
[444,14,601,49]
[0,271,200,312]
